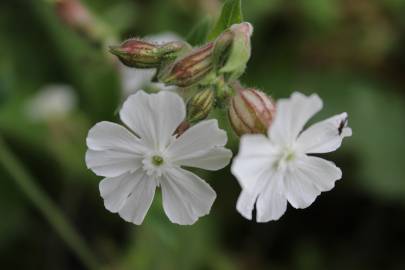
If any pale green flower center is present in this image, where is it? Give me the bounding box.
[273,147,296,170]
[152,155,164,166]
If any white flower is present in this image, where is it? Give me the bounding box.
[85,90,232,225]
[120,32,182,95]
[26,84,77,121]
[231,92,352,222]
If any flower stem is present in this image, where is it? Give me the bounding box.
[0,137,101,270]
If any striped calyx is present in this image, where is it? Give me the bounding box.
[158,42,215,87]
[187,89,215,123]
[229,89,275,136]
[109,39,191,68]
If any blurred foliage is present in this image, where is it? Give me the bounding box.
[1,0,405,269]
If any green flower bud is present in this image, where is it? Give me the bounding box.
[213,22,253,81]
[229,88,275,136]
[158,42,214,87]
[187,89,215,123]
[109,39,191,68]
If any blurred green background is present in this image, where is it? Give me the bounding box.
[1,0,405,269]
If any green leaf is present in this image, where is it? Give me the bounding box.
[208,0,243,40]
[186,16,212,46]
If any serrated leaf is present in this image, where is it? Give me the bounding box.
[186,16,212,46]
[208,0,243,40]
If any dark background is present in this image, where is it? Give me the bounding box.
[1,0,405,269]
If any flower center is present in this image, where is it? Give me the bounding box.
[142,153,169,178]
[273,147,296,170]
[152,155,164,166]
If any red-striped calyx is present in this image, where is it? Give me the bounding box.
[229,88,275,136]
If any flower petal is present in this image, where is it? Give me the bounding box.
[119,91,185,149]
[86,121,145,152]
[117,172,156,225]
[175,148,233,170]
[284,155,342,209]
[296,156,342,192]
[296,112,352,154]
[99,170,156,225]
[269,92,323,145]
[99,171,139,212]
[284,168,320,209]
[160,168,216,225]
[85,122,145,177]
[86,150,142,177]
[167,119,227,159]
[236,189,258,220]
[256,171,287,222]
[231,134,276,191]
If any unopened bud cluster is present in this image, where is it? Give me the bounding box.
[110,22,276,136]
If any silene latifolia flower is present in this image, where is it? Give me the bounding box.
[231,92,352,222]
[85,91,232,225]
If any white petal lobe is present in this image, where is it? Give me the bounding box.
[269,92,323,145]
[297,112,352,154]
[86,150,142,177]
[236,190,257,220]
[256,172,287,222]
[175,148,233,170]
[120,91,185,149]
[296,156,342,192]
[168,119,227,159]
[231,134,275,191]
[161,168,216,225]
[86,121,145,152]
[118,172,156,225]
[284,166,321,209]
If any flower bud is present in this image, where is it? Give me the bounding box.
[175,121,190,137]
[187,89,215,123]
[158,42,214,87]
[213,22,253,81]
[109,39,191,68]
[229,88,275,136]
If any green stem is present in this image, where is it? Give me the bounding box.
[0,137,101,270]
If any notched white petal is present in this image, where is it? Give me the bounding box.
[86,121,145,152]
[175,148,233,171]
[118,172,156,225]
[256,172,287,222]
[161,168,216,225]
[231,134,275,191]
[85,149,142,177]
[99,172,139,213]
[296,156,342,192]
[269,92,323,145]
[236,190,257,220]
[167,119,228,158]
[297,112,352,154]
[284,166,321,209]
[119,90,185,149]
